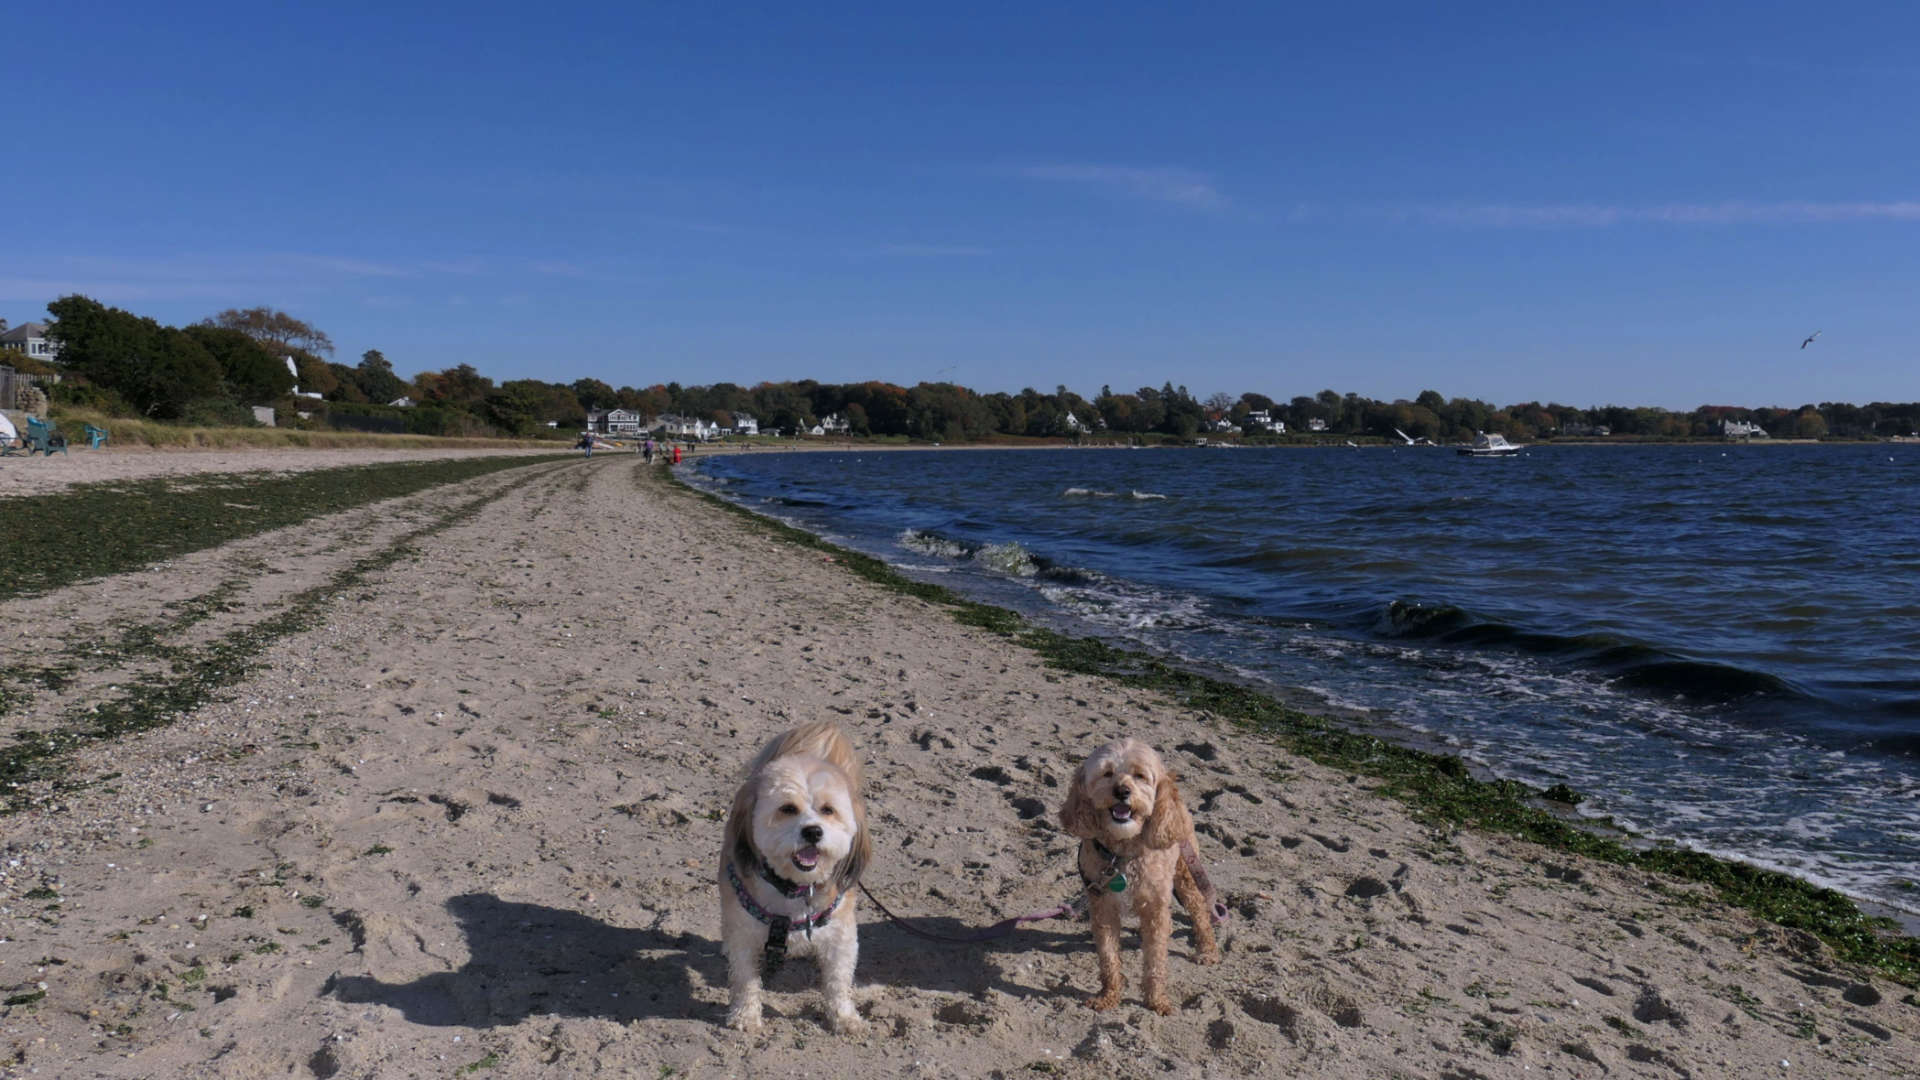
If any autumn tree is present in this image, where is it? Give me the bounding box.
[202,306,334,356]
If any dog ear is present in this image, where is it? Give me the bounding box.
[724,777,759,869]
[1143,768,1192,850]
[1057,767,1099,839]
[835,793,872,892]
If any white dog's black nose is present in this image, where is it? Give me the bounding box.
[800,824,824,844]
[1114,784,1130,800]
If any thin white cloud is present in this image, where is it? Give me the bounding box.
[848,243,992,258]
[1404,201,1920,227]
[1015,164,1226,210]
[0,252,627,307]
[281,254,412,278]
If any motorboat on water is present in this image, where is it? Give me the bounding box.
[1458,431,1524,457]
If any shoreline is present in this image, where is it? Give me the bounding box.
[671,465,1920,963]
[0,452,1914,1077]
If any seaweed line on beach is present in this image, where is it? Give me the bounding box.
[0,453,575,602]
[662,460,1920,987]
[0,576,255,718]
[0,459,576,814]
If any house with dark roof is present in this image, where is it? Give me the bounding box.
[0,322,59,363]
[585,408,643,435]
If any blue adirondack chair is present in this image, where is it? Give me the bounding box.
[25,417,68,456]
[83,423,109,448]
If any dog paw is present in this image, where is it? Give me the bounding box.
[1196,948,1222,966]
[829,1010,868,1036]
[1086,993,1122,1011]
[1145,995,1176,1016]
[725,1007,763,1034]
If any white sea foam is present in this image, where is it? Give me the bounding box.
[974,541,1039,577]
[1129,489,1169,500]
[1062,486,1117,498]
[896,529,972,560]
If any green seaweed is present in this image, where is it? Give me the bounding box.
[0,454,573,601]
[665,462,1920,987]
[0,461,565,812]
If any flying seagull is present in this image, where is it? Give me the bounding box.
[1800,330,1821,349]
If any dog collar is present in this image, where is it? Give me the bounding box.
[1081,839,1130,894]
[726,859,840,929]
[753,854,812,898]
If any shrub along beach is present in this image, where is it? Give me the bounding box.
[0,448,1914,1078]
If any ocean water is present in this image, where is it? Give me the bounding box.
[688,444,1920,920]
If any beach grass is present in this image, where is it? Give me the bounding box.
[0,453,573,601]
[663,462,1920,987]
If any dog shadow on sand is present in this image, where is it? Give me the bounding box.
[329,893,725,1027]
[329,893,1162,1025]
[857,910,1136,1000]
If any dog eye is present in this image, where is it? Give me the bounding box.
[819,805,834,816]
[779,803,799,815]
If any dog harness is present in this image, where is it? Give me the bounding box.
[726,859,841,978]
[1080,838,1232,924]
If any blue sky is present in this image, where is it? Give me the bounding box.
[6,2,1917,409]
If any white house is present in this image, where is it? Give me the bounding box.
[731,412,760,436]
[1307,418,1328,433]
[652,413,721,440]
[389,396,416,408]
[1720,419,1767,439]
[0,322,59,362]
[586,408,643,435]
[819,412,850,435]
[1244,409,1285,434]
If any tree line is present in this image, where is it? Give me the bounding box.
[19,295,1920,441]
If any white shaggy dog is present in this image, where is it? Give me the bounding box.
[718,721,870,1034]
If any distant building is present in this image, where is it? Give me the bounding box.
[652,413,721,440]
[731,412,760,436]
[389,396,416,408]
[0,322,59,363]
[1307,418,1328,433]
[1244,409,1285,434]
[586,408,643,435]
[1720,419,1767,439]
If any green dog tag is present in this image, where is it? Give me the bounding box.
[1106,872,1128,893]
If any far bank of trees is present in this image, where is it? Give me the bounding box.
[16,294,1920,442]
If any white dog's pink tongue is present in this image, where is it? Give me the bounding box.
[793,846,820,870]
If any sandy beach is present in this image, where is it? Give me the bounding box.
[1,450,1914,1078]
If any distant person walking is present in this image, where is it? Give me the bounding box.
[643,438,654,463]
[671,444,682,465]
[576,433,593,458]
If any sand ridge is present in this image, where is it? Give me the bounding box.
[1,452,1914,1078]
